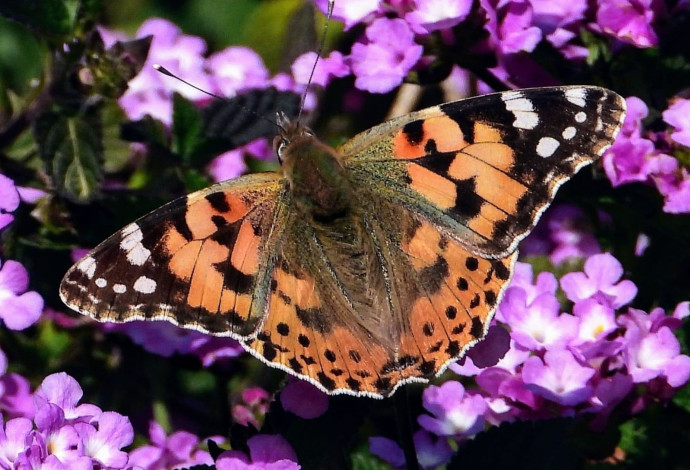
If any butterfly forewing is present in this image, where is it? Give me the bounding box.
[345,86,626,257]
[60,173,288,338]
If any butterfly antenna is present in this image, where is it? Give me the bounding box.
[297,0,334,123]
[153,64,286,132]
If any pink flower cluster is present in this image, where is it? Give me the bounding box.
[604,96,690,214]
[373,253,690,468]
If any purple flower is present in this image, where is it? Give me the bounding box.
[663,98,690,147]
[603,136,676,187]
[292,51,349,87]
[418,381,487,437]
[313,0,381,29]
[349,18,423,93]
[0,373,35,418]
[622,321,690,387]
[34,373,101,422]
[0,174,20,231]
[215,434,300,470]
[530,0,588,57]
[572,299,617,345]
[654,170,690,214]
[595,0,659,48]
[0,417,33,468]
[207,46,269,97]
[74,412,133,468]
[481,0,543,55]
[522,349,596,406]
[232,387,270,428]
[208,149,248,183]
[522,205,601,264]
[369,430,453,469]
[560,253,637,309]
[128,421,216,469]
[0,257,44,331]
[404,0,473,34]
[499,286,578,350]
[115,18,213,125]
[280,380,328,419]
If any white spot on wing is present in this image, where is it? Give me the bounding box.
[536,137,560,158]
[76,256,97,280]
[113,284,127,294]
[575,111,586,123]
[502,91,539,130]
[133,276,157,294]
[95,278,107,288]
[120,223,151,266]
[562,126,576,140]
[565,88,587,107]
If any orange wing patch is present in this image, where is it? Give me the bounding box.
[245,261,396,395]
[397,218,517,378]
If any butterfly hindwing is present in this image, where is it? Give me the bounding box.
[345,86,626,257]
[60,173,288,338]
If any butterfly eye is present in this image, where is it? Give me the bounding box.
[273,136,289,158]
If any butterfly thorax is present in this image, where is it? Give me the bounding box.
[277,120,352,223]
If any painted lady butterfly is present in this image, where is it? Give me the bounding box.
[60,86,625,398]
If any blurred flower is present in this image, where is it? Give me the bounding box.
[369,430,453,469]
[292,51,350,87]
[595,0,659,48]
[560,253,637,308]
[313,0,381,29]
[418,381,487,437]
[128,421,218,469]
[530,0,589,58]
[0,257,44,331]
[207,46,269,97]
[481,0,542,55]
[404,0,473,34]
[280,380,328,419]
[0,174,20,231]
[232,387,270,428]
[522,205,601,265]
[215,434,300,470]
[663,98,690,147]
[349,18,423,93]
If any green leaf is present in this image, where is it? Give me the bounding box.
[172,93,204,164]
[351,447,391,470]
[34,108,103,202]
[0,0,73,36]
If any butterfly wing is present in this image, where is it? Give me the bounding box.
[344,86,626,257]
[60,172,289,338]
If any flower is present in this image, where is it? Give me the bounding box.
[0,257,44,331]
[663,98,690,148]
[128,421,217,469]
[522,349,596,406]
[0,174,20,231]
[313,0,381,29]
[481,0,542,55]
[349,18,423,93]
[369,430,453,469]
[560,253,637,309]
[280,380,329,419]
[215,434,300,470]
[291,51,350,88]
[232,387,270,428]
[595,0,659,48]
[418,381,487,437]
[404,0,473,34]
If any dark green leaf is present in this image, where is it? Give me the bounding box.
[34,107,103,202]
[351,447,392,470]
[0,0,72,36]
[172,93,204,163]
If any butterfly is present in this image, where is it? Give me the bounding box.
[60,86,626,398]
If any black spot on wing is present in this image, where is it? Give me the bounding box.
[205,192,230,213]
[419,256,449,293]
[295,306,331,334]
[403,120,424,145]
